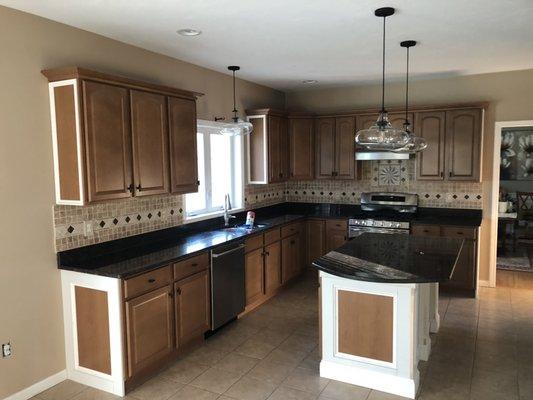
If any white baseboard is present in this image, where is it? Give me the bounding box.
[3,370,66,400]
[479,279,493,288]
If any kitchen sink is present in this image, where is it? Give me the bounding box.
[223,223,267,233]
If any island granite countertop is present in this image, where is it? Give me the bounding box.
[313,232,464,284]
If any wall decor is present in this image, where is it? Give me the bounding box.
[500,128,533,180]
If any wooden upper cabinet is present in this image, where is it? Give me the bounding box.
[315,118,336,179]
[130,90,169,196]
[289,117,314,180]
[83,80,133,202]
[168,97,199,194]
[280,117,290,181]
[335,116,356,179]
[445,109,482,181]
[415,111,446,181]
[268,116,282,183]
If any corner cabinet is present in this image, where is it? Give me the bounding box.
[43,67,203,205]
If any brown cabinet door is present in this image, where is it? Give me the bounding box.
[441,239,476,292]
[268,116,282,183]
[289,117,314,180]
[280,117,290,181]
[125,285,173,378]
[264,241,282,295]
[445,109,482,181]
[335,116,356,179]
[282,235,299,283]
[307,219,326,265]
[388,113,413,131]
[315,118,336,179]
[82,80,133,202]
[245,248,264,306]
[325,220,348,252]
[168,96,199,194]
[175,270,210,349]
[356,114,379,131]
[130,90,169,196]
[415,111,446,180]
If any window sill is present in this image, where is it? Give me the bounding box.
[184,208,245,224]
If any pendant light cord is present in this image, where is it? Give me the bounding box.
[232,70,238,122]
[405,46,410,130]
[381,16,386,114]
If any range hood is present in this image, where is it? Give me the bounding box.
[356,148,410,160]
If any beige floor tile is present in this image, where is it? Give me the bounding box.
[253,327,292,347]
[319,380,370,400]
[36,380,87,400]
[298,350,321,371]
[224,376,277,400]
[190,367,242,394]
[159,358,210,384]
[246,359,295,385]
[167,385,219,400]
[129,376,182,400]
[184,345,228,366]
[366,390,410,400]
[234,337,276,359]
[214,353,259,375]
[268,386,317,400]
[264,348,309,368]
[70,387,121,400]
[282,367,329,394]
[277,333,317,353]
[470,369,519,400]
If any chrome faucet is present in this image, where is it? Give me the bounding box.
[223,194,236,227]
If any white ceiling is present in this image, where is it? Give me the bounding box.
[4,0,533,90]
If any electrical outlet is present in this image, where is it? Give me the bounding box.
[84,221,93,237]
[2,342,12,358]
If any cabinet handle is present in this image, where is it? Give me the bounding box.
[148,278,156,283]
[176,287,182,295]
[127,183,134,194]
[265,251,270,256]
[191,263,198,267]
[279,172,283,178]
[449,172,453,177]
[423,230,429,233]
[197,180,200,186]
[440,171,444,178]
[457,232,464,235]
[136,184,142,191]
[290,240,295,245]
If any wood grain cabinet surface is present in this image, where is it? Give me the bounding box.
[316,116,356,180]
[307,219,326,266]
[325,219,348,252]
[264,240,282,295]
[289,116,315,180]
[245,247,265,306]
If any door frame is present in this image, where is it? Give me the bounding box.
[489,120,533,287]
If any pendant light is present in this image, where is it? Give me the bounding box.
[392,41,428,153]
[219,65,253,136]
[355,7,410,150]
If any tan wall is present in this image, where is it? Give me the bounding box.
[0,6,284,398]
[288,69,533,284]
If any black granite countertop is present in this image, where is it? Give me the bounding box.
[313,233,463,283]
[57,202,481,279]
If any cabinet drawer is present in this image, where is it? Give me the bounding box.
[281,222,300,237]
[245,234,264,252]
[264,228,281,244]
[441,226,476,240]
[411,224,441,237]
[124,265,172,299]
[173,253,209,281]
[326,219,347,231]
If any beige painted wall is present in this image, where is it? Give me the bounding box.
[288,69,533,284]
[0,6,284,398]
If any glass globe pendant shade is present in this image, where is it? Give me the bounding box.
[219,118,254,137]
[391,134,428,153]
[355,111,411,150]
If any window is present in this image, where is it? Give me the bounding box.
[185,125,243,219]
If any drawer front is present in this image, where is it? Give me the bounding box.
[411,224,441,237]
[281,222,300,237]
[245,234,264,253]
[441,226,477,240]
[124,265,172,299]
[173,253,209,281]
[264,228,281,244]
[326,219,347,231]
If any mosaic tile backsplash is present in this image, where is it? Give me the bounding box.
[53,160,482,252]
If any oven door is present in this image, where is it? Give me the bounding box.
[348,226,409,238]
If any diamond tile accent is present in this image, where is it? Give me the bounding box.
[67,226,74,233]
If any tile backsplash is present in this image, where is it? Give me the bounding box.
[53,160,482,252]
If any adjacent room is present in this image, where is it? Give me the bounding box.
[1,1,533,400]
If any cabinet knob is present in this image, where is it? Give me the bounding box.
[197,180,200,186]
[290,240,295,245]
[136,184,142,191]
[148,278,156,283]
[440,171,444,178]
[176,287,182,295]
[127,183,134,194]
[191,263,198,267]
[449,172,453,177]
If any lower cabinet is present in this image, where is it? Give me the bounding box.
[174,270,211,349]
[282,234,301,283]
[325,219,348,252]
[307,219,326,266]
[245,246,265,306]
[264,240,282,295]
[125,285,174,378]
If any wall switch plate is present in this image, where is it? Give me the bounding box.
[84,221,93,237]
[2,342,12,358]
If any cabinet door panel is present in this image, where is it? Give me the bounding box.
[175,270,210,349]
[268,116,282,183]
[325,221,348,253]
[265,241,281,295]
[289,118,314,180]
[446,109,482,181]
[315,118,335,179]
[168,96,198,194]
[83,80,132,202]
[441,239,475,292]
[335,116,356,179]
[282,236,294,283]
[245,248,264,306]
[125,286,173,378]
[415,111,446,180]
[280,117,290,181]
[307,219,326,265]
[130,90,169,196]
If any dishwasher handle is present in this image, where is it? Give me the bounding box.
[211,244,245,258]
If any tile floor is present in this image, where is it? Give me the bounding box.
[33,270,533,400]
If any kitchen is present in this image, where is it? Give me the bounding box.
[1,2,532,400]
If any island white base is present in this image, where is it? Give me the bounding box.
[319,271,438,399]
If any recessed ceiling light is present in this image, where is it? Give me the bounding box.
[302,79,318,84]
[177,28,202,36]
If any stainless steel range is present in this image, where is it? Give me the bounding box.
[348,192,418,238]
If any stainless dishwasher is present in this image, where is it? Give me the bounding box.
[210,241,245,330]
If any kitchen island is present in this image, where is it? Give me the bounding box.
[313,233,463,399]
